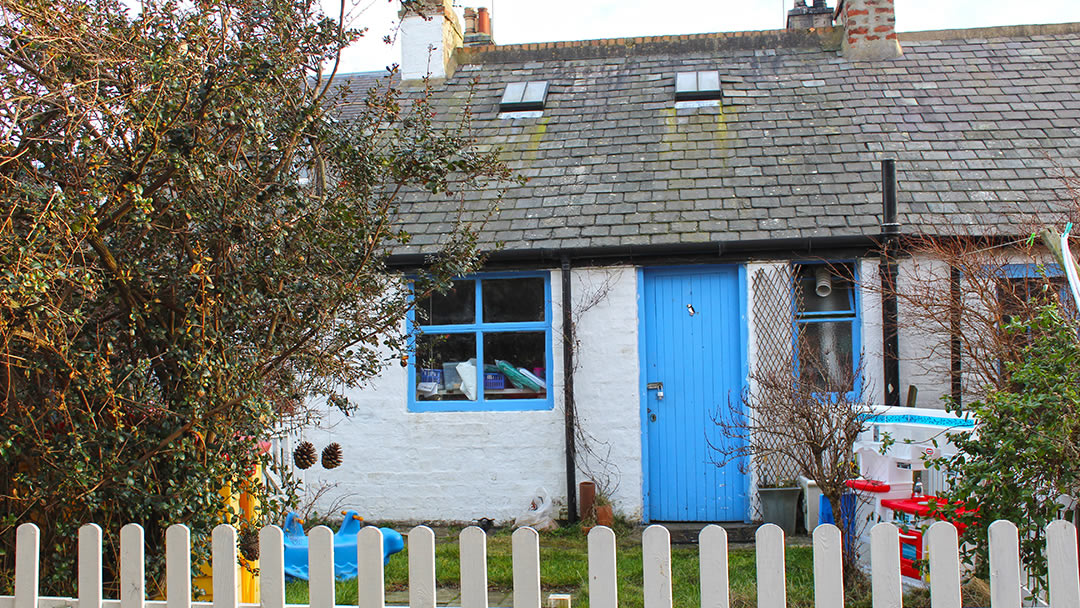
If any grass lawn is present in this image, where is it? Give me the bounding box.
[283,523,988,607]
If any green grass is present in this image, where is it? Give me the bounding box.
[282,524,987,607]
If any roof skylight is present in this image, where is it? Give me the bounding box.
[675,71,722,101]
[500,81,549,111]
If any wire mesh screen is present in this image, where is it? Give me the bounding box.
[750,266,803,491]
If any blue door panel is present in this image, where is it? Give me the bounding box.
[642,267,747,521]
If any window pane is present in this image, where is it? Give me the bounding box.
[797,321,854,392]
[418,280,475,326]
[482,278,545,323]
[415,333,478,401]
[483,331,547,400]
[797,265,854,314]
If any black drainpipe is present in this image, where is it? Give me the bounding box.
[561,256,578,523]
[950,266,962,407]
[881,160,901,407]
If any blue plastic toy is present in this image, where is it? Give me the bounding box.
[282,510,404,580]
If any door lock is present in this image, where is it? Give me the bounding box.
[646,382,664,400]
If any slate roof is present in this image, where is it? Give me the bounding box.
[337,23,1080,256]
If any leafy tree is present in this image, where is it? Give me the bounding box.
[937,303,1080,594]
[0,0,510,594]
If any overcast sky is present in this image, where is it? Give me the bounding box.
[334,0,1080,74]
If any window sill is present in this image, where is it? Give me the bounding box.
[408,398,553,413]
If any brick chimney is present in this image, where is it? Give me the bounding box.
[787,0,834,30]
[463,6,494,46]
[837,0,902,60]
[399,0,463,80]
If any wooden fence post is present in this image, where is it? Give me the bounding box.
[870,523,900,608]
[699,525,729,608]
[409,526,437,608]
[120,524,145,608]
[755,524,786,608]
[588,526,618,608]
[988,520,1021,608]
[212,525,238,608]
[1047,520,1080,608]
[642,525,673,608]
[512,528,540,608]
[79,524,103,608]
[460,526,489,608]
[927,521,961,608]
[813,524,844,608]
[165,525,190,608]
[259,526,285,608]
[14,523,39,608]
[358,526,386,608]
[308,526,336,608]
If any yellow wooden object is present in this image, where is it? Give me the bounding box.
[193,466,262,603]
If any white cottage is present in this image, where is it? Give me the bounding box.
[296,0,1080,524]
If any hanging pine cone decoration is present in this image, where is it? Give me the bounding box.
[238,528,260,561]
[293,441,317,470]
[321,442,343,469]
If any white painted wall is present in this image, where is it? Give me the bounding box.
[296,258,965,524]
[298,266,644,524]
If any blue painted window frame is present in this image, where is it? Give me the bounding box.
[791,261,862,400]
[991,263,1074,318]
[407,271,554,412]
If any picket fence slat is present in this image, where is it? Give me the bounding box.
[755,524,785,608]
[642,525,672,608]
[165,525,190,608]
[258,526,285,608]
[988,520,1021,608]
[120,524,145,608]
[587,526,618,608]
[80,524,103,608]
[927,521,961,608]
[459,526,488,608]
[698,524,728,608]
[212,525,238,608]
[308,527,335,608]
[408,526,436,608]
[1046,520,1080,608]
[9,518,1080,608]
[357,526,385,608]
[813,524,844,608]
[511,528,540,608]
[870,523,900,608]
[14,523,39,608]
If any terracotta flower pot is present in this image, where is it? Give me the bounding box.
[595,504,614,527]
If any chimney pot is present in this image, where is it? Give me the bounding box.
[477,7,491,36]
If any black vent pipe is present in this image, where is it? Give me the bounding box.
[881,160,901,407]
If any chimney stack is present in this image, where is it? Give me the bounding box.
[399,0,463,80]
[463,6,494,46]
[786,0,834,30]
[838,0,902,60]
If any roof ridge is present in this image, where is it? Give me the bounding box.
[899,21,1080,42]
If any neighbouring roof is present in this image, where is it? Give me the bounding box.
[336,23,1080,257]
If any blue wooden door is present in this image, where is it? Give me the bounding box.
[641,266,748,521]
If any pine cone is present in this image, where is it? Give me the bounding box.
[321,442,343,469]
[238,528,260,561]
[293,441,317,470]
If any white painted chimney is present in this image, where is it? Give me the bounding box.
[399,0,464,81]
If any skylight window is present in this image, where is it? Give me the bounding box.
[500,81,549,112]
[675,71,722,101]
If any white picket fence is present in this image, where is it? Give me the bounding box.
[3,520,1080,608]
